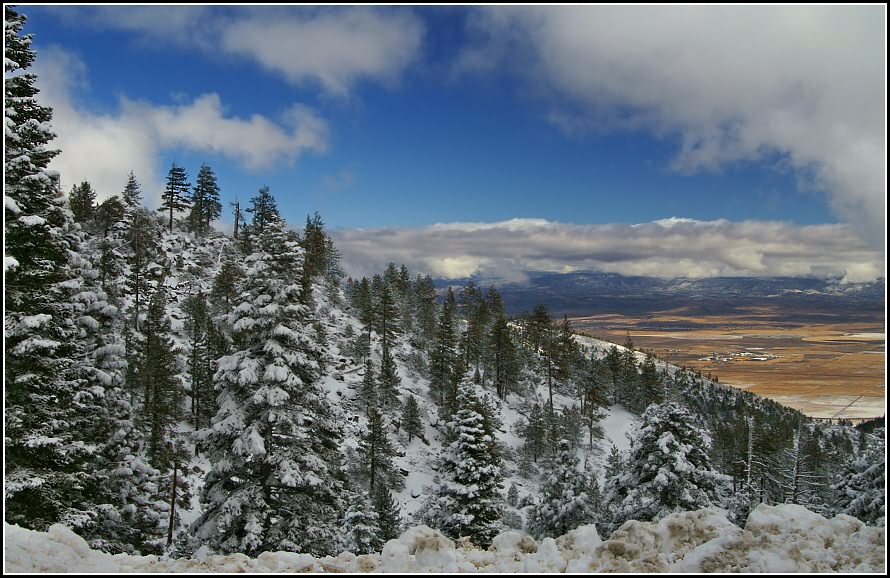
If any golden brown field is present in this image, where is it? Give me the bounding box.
[572,305,885,420]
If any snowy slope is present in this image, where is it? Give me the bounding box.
[5,504,884,573]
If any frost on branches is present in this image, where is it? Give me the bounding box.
[191,216,344,557]
[604,401,725,533]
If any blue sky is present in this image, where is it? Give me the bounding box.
[20,6,885,281]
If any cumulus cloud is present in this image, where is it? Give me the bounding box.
[456,6,886,249]
[331,218,885,283]
[43,6,424,97]
[33,47,327,206]
[221,8,424,96]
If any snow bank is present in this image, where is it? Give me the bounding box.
[5,505,885,573]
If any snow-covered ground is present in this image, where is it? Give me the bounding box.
[5,504,884,573]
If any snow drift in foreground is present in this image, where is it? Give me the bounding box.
[5,505,884,573]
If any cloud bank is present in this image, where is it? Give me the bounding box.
[34,47,327,206]
[457,6,886,249]
[332,218,885,284]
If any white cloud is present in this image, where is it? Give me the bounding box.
[44,6,424,97]
[221,8,424,96]
[457,6,886,249]
[331,218,885,283]
[33,47,327,206]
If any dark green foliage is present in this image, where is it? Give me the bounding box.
[95,195,126,238]
[402,395,424,443]
[245,185,279,235]
[358,358,378,415]
[141,288,183,466]
[378,348,401,413]
[358,407,400,492]
[520,403,548,464]
[188,164,221,236]
[487,315,519,399]
[160,164,190,233]
[372,483,403,543]
[122,170,142,208]
[68,181,96,223]
[209,255,243,316]
[425,380,503,547]
[430,288,460,418]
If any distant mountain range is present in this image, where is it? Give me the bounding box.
[436,272,886,317]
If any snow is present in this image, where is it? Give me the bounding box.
[5,505,884,573]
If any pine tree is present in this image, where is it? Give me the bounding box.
[520,403,548,464]
[140,287,183,466]
[187,163,221,236]
[95,195,125,238]
[378,348,401,413]
[425,380,503,547]
[68,180,96,224]
[209,254,242,317]
[639,354,663,412]
[339,490,382,555]
[5,6,107,532]
[832,427,885,526]
[122,170,143,208]
[429,288,459,417]
[125,208,158,328]
[528,439,597,539]
[487,314,518,399]
[372,483,402,543]
[358,407,400,492]
[192,215,344,556]
[402,395,425,444]
[506,483,520,507]
[358,357,379,415]
[160,163,190,233]
[605,402,724,534]
[244,185,279,236]
[412,274,438,348]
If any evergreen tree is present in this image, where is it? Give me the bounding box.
[303,211,327,280]
[358,406,400,492]
[832,427,885,526]
[95,195,125,238]
[402,395,425,444]
[358,357,379,415]
[188,163,221,235]
[638,354,663,412]
[5,6,106,532]
[209,254,242,316]
[605,402,724,534]
[487,314,519,399]
[429,288,459,418]
[605,444,622,479]
[160,163,190,233]
[125,208,158,327]
[425,380,503,547]
[520,403,548,464]
[528,440,597,539]
[121,170,142,208]
[192,215,344,556]
[372,483,402,543]
[244,185,279,236]
[506,484,519,508]
[140,287,182,466]
[68,180,96,224]
[412,274,438,348]
[378,348,401,413]
[339,491,382,555]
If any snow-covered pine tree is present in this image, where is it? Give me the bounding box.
[528,439,597,539]
[339,490,382,555]
[605,401,725,534]
[4,5,109,532]
[425,379,503,547]
[192,215,344,557]
[832,427,885,526]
